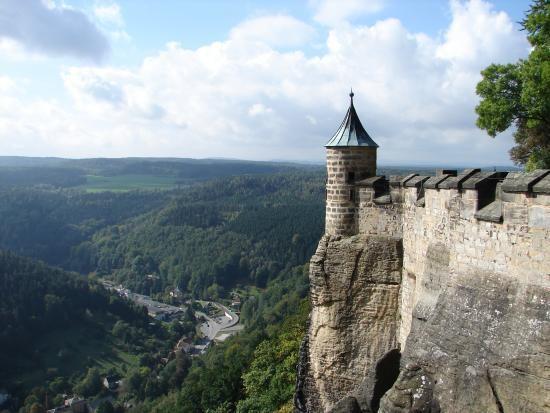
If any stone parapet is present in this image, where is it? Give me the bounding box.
[355,169,550,229]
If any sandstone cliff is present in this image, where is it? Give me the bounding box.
[377,270,549,413]
[296,170,550,413]
[296,234,402,412]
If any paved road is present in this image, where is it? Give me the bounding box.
[196,301,240,340]
[101,280,242,351]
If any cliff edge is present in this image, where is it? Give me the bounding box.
[296,170,550,413]
[296,235,402,412]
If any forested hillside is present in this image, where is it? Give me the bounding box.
[87,171,325,297]
[131,265,311,413]
[0,159,438,413]
[0,251,181,413]
[0,189,172,268]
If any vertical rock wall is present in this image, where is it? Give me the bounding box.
[298,234,402,412]
[380,184,550,412]
[379,271,549,413]
[297,170,550,412]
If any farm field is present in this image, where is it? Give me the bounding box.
[77,174,181,192]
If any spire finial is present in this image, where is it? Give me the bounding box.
[349,88,354,106]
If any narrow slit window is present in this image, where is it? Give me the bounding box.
[349,189,355,201]
[347,171,355,184]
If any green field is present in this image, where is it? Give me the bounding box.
[78,174,181,192]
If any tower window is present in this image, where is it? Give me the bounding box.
[349,189,355,201]
[347,171,355,183]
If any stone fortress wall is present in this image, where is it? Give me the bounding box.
[299,166,550,412]
[300,94,549,412]
[355,168,550,347]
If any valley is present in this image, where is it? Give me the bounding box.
[0,156,437,413]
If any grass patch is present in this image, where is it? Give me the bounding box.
[78,174,181,192]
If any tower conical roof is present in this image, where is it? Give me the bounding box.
[325,91,378,148]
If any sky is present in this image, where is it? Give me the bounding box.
[0,0,533,166]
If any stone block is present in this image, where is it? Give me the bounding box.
[502,169,549,193]
[439,168,480,189]
[528,205,549,228]
[532,174,550,194]
[462,171,507,189]
[390,175,404,188]
[405,175,430,188]
[356,175,386,187]
[475,200,502,223]
[374,194,392,204]
[424,174,452,189]
[401,173,418,185]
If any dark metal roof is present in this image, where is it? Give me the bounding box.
[325,90,378,148]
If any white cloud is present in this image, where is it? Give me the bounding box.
[437,0,525,68]
[94,3,124,27]
[311,0,386,26]
[248,103,273,117]
[0,0,109,62]
[230,15,316,48]
[93,2,130,42]
[0,75,16,93]
[0,1,531,166]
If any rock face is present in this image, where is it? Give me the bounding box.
[380,271,549,413]
[377,363,439,413]
[298,234,402,412]
[296,170,550,412]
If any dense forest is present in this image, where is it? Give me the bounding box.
[0,250,189,413]
[88,171,325,297]
[0,160,323,413]
[0,188,172,268]
[0,157,437,413]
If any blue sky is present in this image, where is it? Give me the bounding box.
[0,0,533,166]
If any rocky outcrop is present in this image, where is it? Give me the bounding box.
[297,169,550,412]
[298,234,402,412]
[378,271,549,413]
[377,363,439,413]
[297,245,549,413]
[322,269,550,413]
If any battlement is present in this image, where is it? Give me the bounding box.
[355,169,550,229]
[358,169,550,346]
[353,168,550,347]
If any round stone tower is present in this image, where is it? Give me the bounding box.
[325,91,378,235]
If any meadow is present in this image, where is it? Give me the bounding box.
[77,174,181,192]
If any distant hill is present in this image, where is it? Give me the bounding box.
[85,171,326,296]
[0,157,320,191]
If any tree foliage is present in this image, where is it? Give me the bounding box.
[475,0,550,170]
[88,172,324,298]
[0,250,178,410]
[236,301,309,413]
[132,266,310,413]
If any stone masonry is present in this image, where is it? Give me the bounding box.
[325,147,377,236]
[297,168,550,412]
